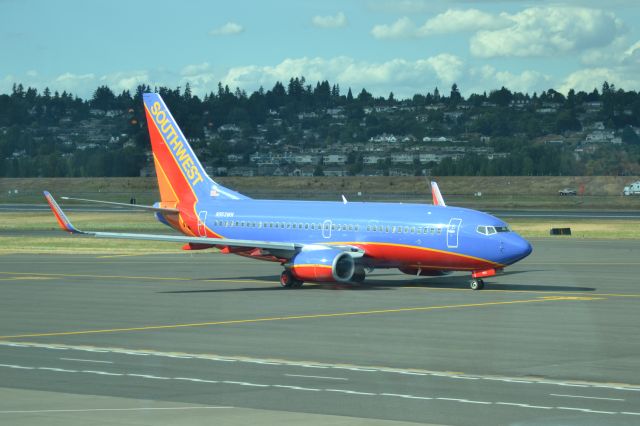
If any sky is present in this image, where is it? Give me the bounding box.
[1,0,640,100]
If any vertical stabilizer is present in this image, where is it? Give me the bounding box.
[142,93,249,206]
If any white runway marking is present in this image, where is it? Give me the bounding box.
[60,358,113,364]
[285,374,348,381]
[550,393,625,401]
[0,407,233,414]
[1,362,639,417]
[4,339,640,392]
[82,370,122,376]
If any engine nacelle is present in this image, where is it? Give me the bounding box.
[290,249,355,283]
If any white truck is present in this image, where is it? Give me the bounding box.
[623,181,640,196]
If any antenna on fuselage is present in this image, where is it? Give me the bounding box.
[341,194,348,204]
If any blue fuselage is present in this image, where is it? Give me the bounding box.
[186,198,532,271]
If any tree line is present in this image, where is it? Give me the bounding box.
[1,79,639,178]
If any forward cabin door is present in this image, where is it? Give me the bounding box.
[447,218,462,249]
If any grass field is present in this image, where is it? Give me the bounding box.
[1,210,637,254]
[3,176,640,209]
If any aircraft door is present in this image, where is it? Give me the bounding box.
[197,210,207,237]
[447,218,462,249]
[322,219,332,239]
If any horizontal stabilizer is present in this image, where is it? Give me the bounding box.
[60,196,179,214]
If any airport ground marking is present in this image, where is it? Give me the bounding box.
[1,362,639,417]
[3,340,640,392]
[0,407,234,414]
[0,296,600,340]
[0,270,271,285]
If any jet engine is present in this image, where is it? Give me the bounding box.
[290,249,355,283]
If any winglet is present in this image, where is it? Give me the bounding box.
[431,181,447,207]
[43,191,83,234]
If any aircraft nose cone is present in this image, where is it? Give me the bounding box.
[503,235,532,265]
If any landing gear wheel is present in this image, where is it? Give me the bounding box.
[280,270,303,288]
[470,279,484,290]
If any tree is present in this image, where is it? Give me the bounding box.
[91,86,116,110]
[449,83,462,106]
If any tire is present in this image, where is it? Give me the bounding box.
[470,279,483,290]
[280,270,294,288]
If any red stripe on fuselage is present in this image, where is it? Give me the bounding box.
[350,242,500,270]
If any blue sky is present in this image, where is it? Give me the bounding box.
[2,0,639,99]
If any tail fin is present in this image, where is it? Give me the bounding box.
[142,93,248,206]
[430,181,446,207]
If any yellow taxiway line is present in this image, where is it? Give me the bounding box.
[0,296,599,340]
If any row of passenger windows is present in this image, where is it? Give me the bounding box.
[213,220,444,235]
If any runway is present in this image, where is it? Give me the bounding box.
[1,239,640,425]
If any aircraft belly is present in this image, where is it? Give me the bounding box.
[356,242,496,271]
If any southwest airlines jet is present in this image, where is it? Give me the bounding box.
[45,93,532,290]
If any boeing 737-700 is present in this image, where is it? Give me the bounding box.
[45,93,532,290]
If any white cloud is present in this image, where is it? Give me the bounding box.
[219,55,466,98]
[179,63,216,93]
[312,12,347,28]
[100,71,150,93]
[469,65,552,94]
[559,67,640,94]
[209,22,244,36]
[470,7,625,58]
[372,9,509,40]
[418,9,509,36]
[371,17,416,39]
[54,72,96,93]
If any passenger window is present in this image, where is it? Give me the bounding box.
[386,226,390,233]
[397,227,402,234]
[404,227,409,233]
[437,227,442,235]
[411,227,415,233]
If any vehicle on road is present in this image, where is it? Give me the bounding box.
[623,181,640,196]
[558,188,577,196]
[44,93,532,290]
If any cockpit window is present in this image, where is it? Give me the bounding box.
[476,225,511,235]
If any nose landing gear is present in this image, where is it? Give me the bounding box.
[469,278,484,290]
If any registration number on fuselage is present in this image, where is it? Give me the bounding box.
[215,211,235,218]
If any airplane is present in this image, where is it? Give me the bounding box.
[44,93,532,290]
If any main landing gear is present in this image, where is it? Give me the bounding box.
[280,270,303,289]
[470,278,485,290]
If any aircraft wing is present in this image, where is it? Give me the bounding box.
[44,191,364,259]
